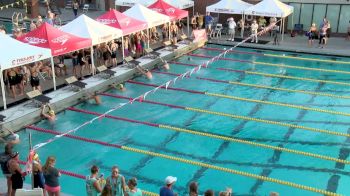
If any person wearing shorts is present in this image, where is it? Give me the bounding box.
[227,17,236,41]
[205,12,213,34]
[43,156,61,196]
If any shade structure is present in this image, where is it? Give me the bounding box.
[17,23,92,56]
[244,0,293,18]
[115,0,154,7]
[0,33,51,70]
[164,0,194,9]
[0,31,51,109]
[96,9,148,35]
[148,0,188,21]
[206,0,252,15]
[60,14,123,45]
[124,4,171,28]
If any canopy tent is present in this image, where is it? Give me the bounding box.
[0,33,51,109]
[148,0,188,21]
[60,14,123,45]
[96,9,148,36]
[115,0,155,7]
[17,22,92,92]
[206,0,252,15]
[206,0,253,38]
[164,0,194,9]
[17,23,92,56]
[124,4,171,28]
[244,0,294,40]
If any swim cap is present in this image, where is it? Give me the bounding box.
[117,83,124,89]
[48,110,55,116]
[33,153,39,161]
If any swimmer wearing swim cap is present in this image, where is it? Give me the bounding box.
[136,66,153,80]
[41,104,56,122]
[163,62,170,70]
[116,83,126,91]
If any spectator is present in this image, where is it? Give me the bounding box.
[191,15,197,30]
[272,24,280,45]
[8,152,24,196]
[126,177,143,196]
[204,189,214,196]
[197,13,204,29]
[318,21,328,48]
[101,184,113,196]
[160,176,177,196]
[43,156,61,196]
[106,165,126,196]
[205,12,214,34]
[73,0,79,18]
[258,16,267,28]
[86,165,103,196]
[32,153,45,194]
[250,20,259,43]
[227,17,236,41]
[307,23,317,47]
[0,144,14,196]
[188,181,199,196]
[219,187,232,196]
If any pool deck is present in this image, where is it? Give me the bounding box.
[0,40,205,137]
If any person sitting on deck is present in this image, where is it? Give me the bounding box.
[41,104,56,122]
[0,128,20,145]
[136,66,153,80]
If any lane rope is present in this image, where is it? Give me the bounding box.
[169,61,350,99]
[66,107,350,164]
[26,125,341,196]
[100,93,350,138]
[128,80,350,117]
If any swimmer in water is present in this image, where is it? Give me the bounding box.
[163,61,170,70]
[41,104,56,122]
[0,128,20,145]
[136,66,152,80]
[92,92,102,105]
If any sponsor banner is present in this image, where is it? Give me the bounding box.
[11,53,45,66]
[193,29,207,43]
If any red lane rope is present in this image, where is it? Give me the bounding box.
[167,61,245,73]
[27,125,123,148]
[186,53,252,63]
[67,107,159,127]
[201,47,264,56]
[152,70,182,76]
[127,80,205,95]
[100,93,186,109]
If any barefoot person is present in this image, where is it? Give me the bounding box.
[8,152,24,196]
[43,156,61,196]
[41,104,56,122]
[0,128,20,145]
[0,144,14,196]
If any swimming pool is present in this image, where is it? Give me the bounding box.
[4,44,350,195]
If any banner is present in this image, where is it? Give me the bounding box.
[193,29,207,43]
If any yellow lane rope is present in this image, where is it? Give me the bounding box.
[227,80,350,99]
[185,107,350,138]
[253,61,350,75]
[142,191,159,196]
[121,146,341,196]
[205,92,350,117]
[244,71,350,86]
[159,124,350,164]
[264,54,350,65]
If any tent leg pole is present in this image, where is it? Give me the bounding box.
[282,17,285,41]
[121,36,125,59]
[0,70,7,110]
[168,22,171,40]
[187,16,190,36]
[241,14,244,38]
[50,57,57,91]
[90,46,95,75]
[147,28,150,48]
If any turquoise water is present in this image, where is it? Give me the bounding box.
[3,44,350,195]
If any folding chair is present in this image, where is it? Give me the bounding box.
[26,90,51,108]
[212,23,223,38]
[96,65,116,79]
[82,4,89,14]
[124,56,141,68]
[65,76,87,91]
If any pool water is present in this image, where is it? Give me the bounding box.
[3,44,350,195]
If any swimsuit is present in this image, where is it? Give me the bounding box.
[11,170,24,190]
[16,73,23,85]
[8,72,17,86]
[31,75,40,87]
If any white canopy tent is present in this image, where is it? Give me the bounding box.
[164,0,194,11]
[206,0,253,37]
[115,0,155,7]
[60,14,123,69]
[0,33,51,109]
[244,0,294,40]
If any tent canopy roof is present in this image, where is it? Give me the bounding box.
[164,0,194,9]
[124,4,171,28]
[61,15,123,45]
[148,0,188,21]
[115,0,154,7]
[244,0,293,17]
[96,9,148,35]
[17,22,91,56]
[206,0,252,15]
[0,33,51,70]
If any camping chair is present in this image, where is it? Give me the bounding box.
[144,48,161,59]
[211,23,223,38]
[26,90,51,108]
[82,4,89,14]
[65,76,87,91]
[96,65,116,79]
[124,56,141,68]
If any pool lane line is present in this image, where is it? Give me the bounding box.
[168,62,350,99]
[100,93,350,138]
[65,106,350,165]
[201,46,350,65]
[187,53,350,75]
[17,160,159,196]
[128,80,350,117]
[26,125,342,196]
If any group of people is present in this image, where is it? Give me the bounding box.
[306,18,332,48]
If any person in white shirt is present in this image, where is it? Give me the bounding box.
[250,20,259,43]
[227,17,236,41]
